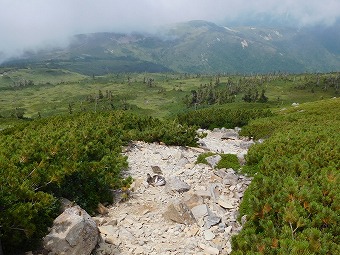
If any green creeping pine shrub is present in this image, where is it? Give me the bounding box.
[0,113,128,253]
[196,152,240,170]
[231,98,340,254]
[177,108,273,130]
[128,117,198,147]
[0,110,198,253]
[196,152,215,165]
[217,154,240,170]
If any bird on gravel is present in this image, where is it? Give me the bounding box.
[147,173,166,186]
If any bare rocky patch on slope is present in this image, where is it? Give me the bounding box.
[92,128,254,255]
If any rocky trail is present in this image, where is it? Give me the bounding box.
[92,128,255,255]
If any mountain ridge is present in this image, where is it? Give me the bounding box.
[2,20,340,74]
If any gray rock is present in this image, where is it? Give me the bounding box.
[205,154,221,168]
[92,131,256,255]
[221,130,239,140]
[218,223,226,232]
[174,150,184,160]
[178,157,189,167]
[239,141,254,150]
[104,236,120,246]
[234,127,242,133]
[191,204,209,220]
[59,197,75,213]
[166,176,191,193]
[205,215,221,229]
[209,183,222,202]
[214,169,227,179]
[203,229,215,241]
[43,206,98,255]
[222,172,239,186]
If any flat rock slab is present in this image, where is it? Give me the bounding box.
[166,176,191,193]
[205,215,221,229]
[191,204,209,220]
[218,197,234,209]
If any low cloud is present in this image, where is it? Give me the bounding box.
[1,0,339,62]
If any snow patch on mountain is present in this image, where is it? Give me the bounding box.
[224,27,238,33]
[241,40,248,48]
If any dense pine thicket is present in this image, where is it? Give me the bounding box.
[0,111,197,253]
[177,107,273,129]
[232,98,340,254]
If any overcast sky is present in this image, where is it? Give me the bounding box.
[1,0,340,62]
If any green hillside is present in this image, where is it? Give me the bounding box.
[0,67,339,254]
[2,20,340,75]
[233,98,340,254]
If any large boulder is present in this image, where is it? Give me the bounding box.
[43,205,99,255]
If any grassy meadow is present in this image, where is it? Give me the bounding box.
[1,68,339,126]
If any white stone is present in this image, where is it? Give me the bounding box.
[218,197,234,209]
[185,163,195,169]
[191,204,209,220]
[174,151,184,160]
[199,243,220,255]
[225,226,232,235]
[98,225,117,237]
[205,246,220,255]
[166,176,191,193]
[203,229,216,241]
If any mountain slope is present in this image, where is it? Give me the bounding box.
[2,20,340,74]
